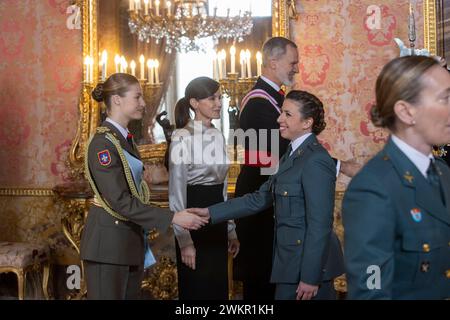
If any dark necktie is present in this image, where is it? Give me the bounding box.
[279,144,292,165]
[126,132,134,147]
[427,159,445,205]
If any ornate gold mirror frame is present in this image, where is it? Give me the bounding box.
[423,0,437,56]
[69,0,292,176]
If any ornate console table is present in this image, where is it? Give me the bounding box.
[53,179,179,299]
[53,180,92,299]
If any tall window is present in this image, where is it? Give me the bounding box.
[152,1,271,142]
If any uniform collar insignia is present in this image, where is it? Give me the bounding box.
[404,171,414,184]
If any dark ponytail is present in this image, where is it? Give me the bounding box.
[174,97,192,129]
[173,76,220,129]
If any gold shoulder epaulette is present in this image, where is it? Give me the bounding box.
[96,126,110,134]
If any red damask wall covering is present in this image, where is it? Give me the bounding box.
[0,1,81,242]
[0,0,424,242]
[291,0,424,189]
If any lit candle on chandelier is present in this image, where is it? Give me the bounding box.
[230,45,236,74]
[240,49,246,78]
[114,54,121,73]
[101,50,108,81]
[221,49,227,77]
[130,60,136,77]
[134,0,140,12]
[122,57,128,74]
[120,55,126,73]
[139,55,145,80]
[167,1,172,17]
[154,60,160,83]
[256,51,262,77]
[147,59,154,84]
[144,0,149,15]
[246,49,252,78]
[155,0,160,16]
[129,0,134,11]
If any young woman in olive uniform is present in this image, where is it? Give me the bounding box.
[80,73,208,300]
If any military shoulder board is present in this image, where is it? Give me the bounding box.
[96,126,110,134]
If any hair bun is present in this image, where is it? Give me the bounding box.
[92,84,104,102]
[370,103,384,127]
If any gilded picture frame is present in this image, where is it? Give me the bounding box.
[424,0,438,56]
[69,0,291,176]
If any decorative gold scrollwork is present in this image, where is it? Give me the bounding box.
[141,257,178,300]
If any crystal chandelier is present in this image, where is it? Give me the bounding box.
[128,0,254,53]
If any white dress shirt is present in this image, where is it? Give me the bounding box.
[289,133,313,156]
[391,135,434,178]
[106,117,129,139]
[289,133,341,176]
[260,75,281,92]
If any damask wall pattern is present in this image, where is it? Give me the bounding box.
[0,0,81,188]
[291,0,424,189]
[0,0,81,242]
[0,0,424,242]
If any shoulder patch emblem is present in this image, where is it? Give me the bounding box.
[97,150,111,166]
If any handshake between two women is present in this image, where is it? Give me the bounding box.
[172,207,210,230]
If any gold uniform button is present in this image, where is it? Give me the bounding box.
[446,270,450,279]
[115,220,119,225]
[296,240,302,245]
[422,243,430,253]
[283,191,288,196]
[448,241,450,247]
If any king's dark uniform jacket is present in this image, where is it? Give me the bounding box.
[343,138,450,299]
[210,134,344,295]
[81,121,173,268]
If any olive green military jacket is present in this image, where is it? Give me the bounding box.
[80,121,173,266]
